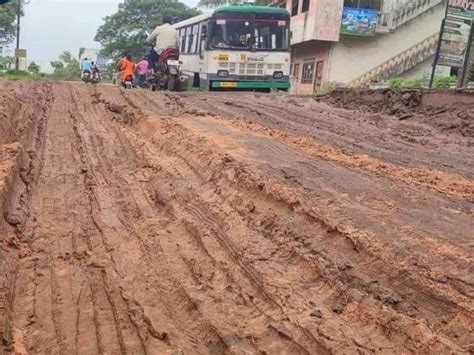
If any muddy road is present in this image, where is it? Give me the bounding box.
[0,81,472,354]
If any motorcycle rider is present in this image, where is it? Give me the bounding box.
[146,15,180,63]
[135,56,149,87]
[91,61,101,82]
[81,57,93,79]
[119,54,135,87]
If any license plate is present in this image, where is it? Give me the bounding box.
[220,82,237,88]
[167,60,180,65]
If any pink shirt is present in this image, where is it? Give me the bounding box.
[136,60,149,75]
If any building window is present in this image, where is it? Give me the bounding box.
[301,62,314,84]
[344,0,381,10]
[291,0,299,16]
[302,0,309,13]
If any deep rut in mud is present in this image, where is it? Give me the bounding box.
[0,81,473,354]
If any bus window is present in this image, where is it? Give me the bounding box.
[291,0,299,16]
[180,28,187,53]
[186,26,194,53]
[254,14,289,50]
[200,24,207,53]
[191,24,199,53]
[210,14,253,49]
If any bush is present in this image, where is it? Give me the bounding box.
[319,82,336,95]
[433,75,456,89]
[388,78,404,89]
[388,75,429,89]
[5,69,31,77]
[469,62,474,82]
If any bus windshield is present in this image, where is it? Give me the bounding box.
[210,12,289,51]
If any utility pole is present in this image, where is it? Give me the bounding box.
[15,0,21,70]
[429,0,449,88]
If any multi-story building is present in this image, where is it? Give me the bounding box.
[284,0,447,93]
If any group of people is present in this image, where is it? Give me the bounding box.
[80,58,101,80]
[116,54,150,87]
[116,15,179,88]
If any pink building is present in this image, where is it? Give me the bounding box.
[285,0,343,94]
[282,0,444,93]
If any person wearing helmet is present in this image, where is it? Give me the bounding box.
[146,15,180,59]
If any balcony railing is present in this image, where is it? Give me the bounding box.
[377,0,443,32]
[350,32,439,87]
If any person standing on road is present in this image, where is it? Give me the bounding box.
[135,56,149,87]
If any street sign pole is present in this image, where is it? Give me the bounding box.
[15,0,21,70]
[429,0,450,88]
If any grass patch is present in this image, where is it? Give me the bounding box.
[0,70,45,80]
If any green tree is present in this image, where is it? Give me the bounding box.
[78,47,86,59]
[50,51,81,80]
[95,0,199,60]
[0,0,23,47]
[59,50,73,63]
[50,60,64,70]
[469,61,474,82]
[27,61,40,74]
[0,55,14,70]
[198,0,271,9]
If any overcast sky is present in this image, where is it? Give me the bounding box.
[19,0,198,70]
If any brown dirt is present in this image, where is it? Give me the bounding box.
[0,81,473,354]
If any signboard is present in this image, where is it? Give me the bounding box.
[95,56,109,71]
[15,48,27,58]
[340,7,379,36]
[438,1,473,67]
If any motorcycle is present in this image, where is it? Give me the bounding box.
[90,69,102,84]
[122,75,134,90]
[148,46,182,91]
[82,70,91,84]
[82,69,101,84]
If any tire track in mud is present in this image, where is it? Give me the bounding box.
[2,82,473,354]
[0,81,54,352]
[168,93,474,200]
[74,86,280,353]
[93,86,332,353]
[181,92,474,179]
[104,86,473,353]
[135,119,468,354]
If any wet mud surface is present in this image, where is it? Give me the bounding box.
[0,81,473,354]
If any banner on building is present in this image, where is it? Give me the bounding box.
[95,56,109,71]
[340,7,379,36]
[438,0,473,68]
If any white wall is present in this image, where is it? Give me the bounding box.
[327,2,444,84]
[398,56,434,79]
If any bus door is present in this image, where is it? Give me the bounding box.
[198,22,208,89]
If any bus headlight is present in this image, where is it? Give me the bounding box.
[217,70,229,78]
[273,71,284,79]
